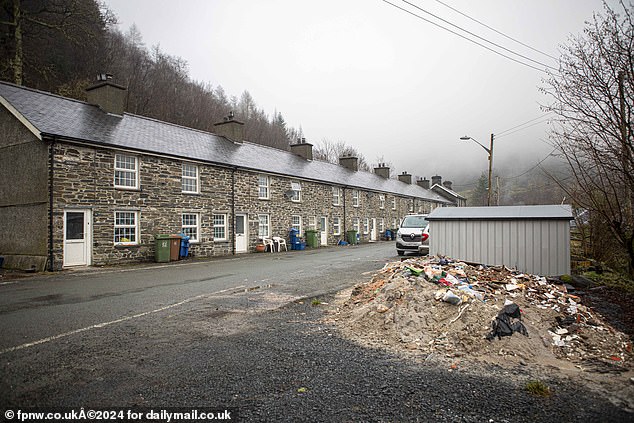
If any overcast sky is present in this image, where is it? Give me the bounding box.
[103,0,614,186]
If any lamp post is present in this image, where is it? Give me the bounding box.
[460,134,494,206]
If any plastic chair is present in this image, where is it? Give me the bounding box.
[273,236,287,252]
[262,237,275,253]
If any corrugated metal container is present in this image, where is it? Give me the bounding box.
[427,205,573,276]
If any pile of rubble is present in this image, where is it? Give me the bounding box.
[330,256,633,372]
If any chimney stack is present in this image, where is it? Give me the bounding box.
[374,163,390,179]
[431,175,442,187]
[417,177,430,190]
[398,171,412,184]
[85,73,126,115]
[214,111,245,143]
[339,155,359,172]
[443,180,453,191]
[290,137,313,160]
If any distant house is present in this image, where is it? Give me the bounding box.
[0,78,455,271]
[415,175,467,207]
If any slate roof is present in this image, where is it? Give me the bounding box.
[0,81,450,203]
[431,183,466,201]
[427,204,573,220]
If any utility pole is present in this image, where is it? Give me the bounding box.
[460,133,495,206]
[487,133,494,206]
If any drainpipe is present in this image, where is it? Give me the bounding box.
[342,187,347,235]
[48,140,55,271]
[231,167,236,255]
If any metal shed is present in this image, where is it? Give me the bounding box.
[427,205,573,276]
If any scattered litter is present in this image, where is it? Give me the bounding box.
[486,303,529,340]
[330,256,633,373]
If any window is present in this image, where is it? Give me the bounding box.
[353,218,360,233]
[213,214,227,241]
[409,200,414,212]
[292,215,302,236]
[332,186,342,206]
[258,175,269,199]
[352,190,360,207]
[379,218,385,233]
[392,197,397,210]
[182,163,199,193]
[379,195,385,209]
[114,154,138,189]
[290,181,301,202]
[182,213,200,242]
[308,216,317,230]
[333,217,341,235]
[393,218,398,229]
[364,218,369,234]
[258,214,270,238]
[114,211,138,245]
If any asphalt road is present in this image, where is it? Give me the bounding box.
[0,243,394,353]
[1,243,631,422]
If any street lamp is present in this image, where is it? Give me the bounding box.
[460,134,495,206]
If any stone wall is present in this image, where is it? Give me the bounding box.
[49,141,444,268]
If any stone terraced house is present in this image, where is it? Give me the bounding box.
[0,79,454,271]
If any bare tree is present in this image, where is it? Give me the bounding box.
[1,0,114,86]
[541,1,634,277]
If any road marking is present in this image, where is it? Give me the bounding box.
[0,285,245,355]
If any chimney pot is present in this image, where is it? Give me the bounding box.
[374,163,390,179]
[398,171,412,184]
[339,155,359,172]
[214,111,245,143]
[417,177,430,190]
[290,139,313,160]
[85,74,127,115]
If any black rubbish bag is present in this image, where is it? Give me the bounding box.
[486,303,529,341]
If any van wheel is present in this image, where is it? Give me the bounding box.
[397,250,404,256]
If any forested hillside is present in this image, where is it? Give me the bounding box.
[0,0,296,150]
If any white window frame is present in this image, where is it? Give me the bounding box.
[353,218,360,233]
[379,218,385,233]
[393,218,398,229]
[258,175,270,200]
[392,197,397,210]
[379,195,385,209]
[258,214,270,238]
[409,200,414,212]
[114,154,139,189]
[292,215,302,236]
[352,190,360,207]
[182,163,199,194]
[213,213,227,241]
[182,213,200,242]
[290,181,302,202]
[333,217,341,235]
[364,218,369,234]
[332,186,342,206]
[114,211,139,245]
[308,216,317,230]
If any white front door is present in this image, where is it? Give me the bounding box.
[370,218,378,241]
[63,209,92,267]
[235,213,248,253]
[320,217,328,246]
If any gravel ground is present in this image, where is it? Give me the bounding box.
[1,287,631,423]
